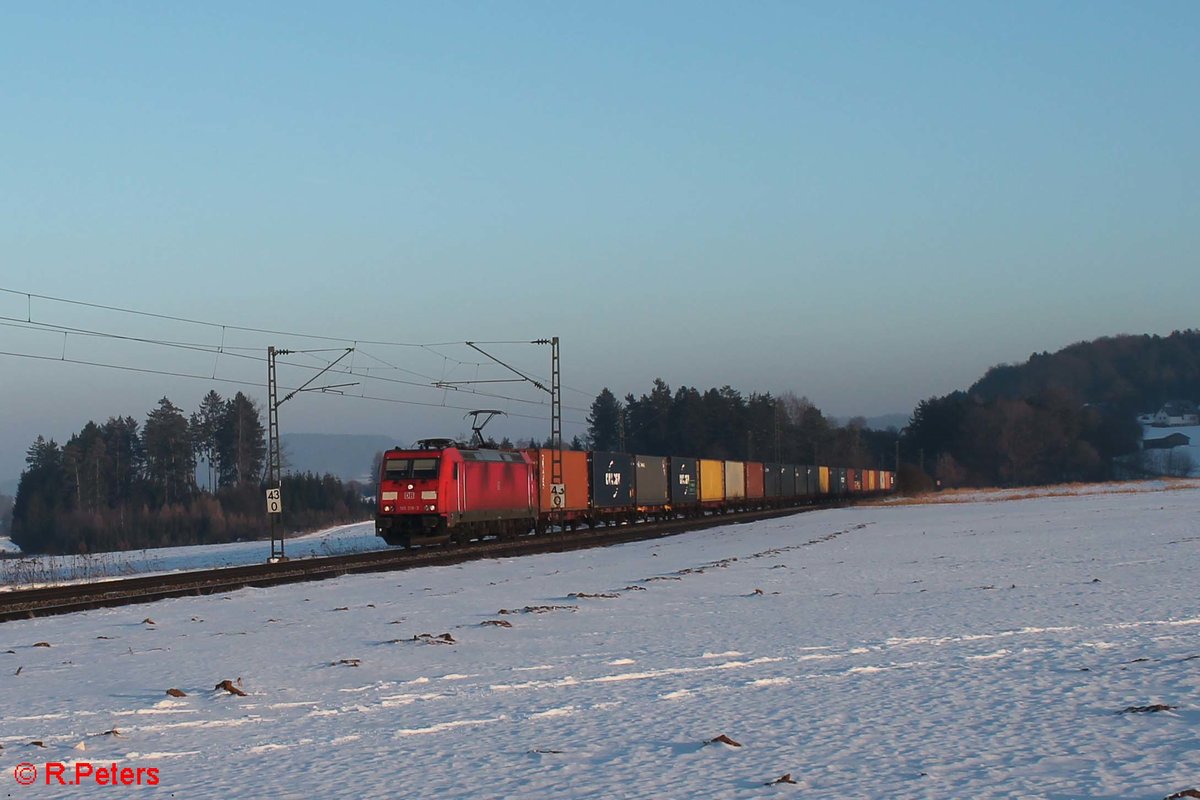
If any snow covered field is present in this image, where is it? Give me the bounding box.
[2,487,1199,799]
[0,523,383,589]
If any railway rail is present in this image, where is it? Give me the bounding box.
[0,503,840,623]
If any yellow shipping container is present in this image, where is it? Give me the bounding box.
[819,466,830,494]
[724,461,746,499]
[699,459,725,502]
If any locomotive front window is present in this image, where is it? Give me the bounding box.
[412,458,439,479]
[384,459,412,480]
[383,457,440,480]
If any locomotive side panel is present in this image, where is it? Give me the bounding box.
[456,450,535,521]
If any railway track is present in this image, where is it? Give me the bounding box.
[0,504,836,623]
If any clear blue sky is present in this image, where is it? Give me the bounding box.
[1,1,1197,481]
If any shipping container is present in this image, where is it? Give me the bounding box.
[725,461,746,499]
[745,462,765,499]
[635,455,670,507]
[764,463,783,498]
[818,466,830,495]
[523,449,589,513]
[699,459,725,502]
[589,451,634,508]
[867,470,877,491]
[848,468,860,492]
[780,465,798,497]
[670,457,699,506]
[807,466,820,495]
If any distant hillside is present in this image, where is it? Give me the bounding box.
[830,413,909,431]
[898,333,1199,487]
[968,331,1200,413]
[281,433,399,483]
[866,413,908,431]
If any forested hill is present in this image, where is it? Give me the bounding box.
[967,331,1200,413]
[903,331,1200,488]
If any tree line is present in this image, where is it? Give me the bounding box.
[585,380,898,470]
[895,332,1200,487]
[11,390,369,554]
[901,389,1138,488]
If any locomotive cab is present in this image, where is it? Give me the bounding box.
[375,443,451,547]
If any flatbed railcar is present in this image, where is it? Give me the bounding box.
[375,439,896,548]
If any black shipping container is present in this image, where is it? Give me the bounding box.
[670,457,699,505]
[635,455,669,506]
[835,467,847,495]
[764,463,783,498]
[802,465,817,496]
[780,465,797,497]
[589,451,634,508]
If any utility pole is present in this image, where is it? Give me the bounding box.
[456,337,562,521]
[266,346,356,562]
[548,337,561,494]
[267,347,282,560]
[774,400,781,463]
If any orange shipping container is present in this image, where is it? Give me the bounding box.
[699,459,725,502]
[818,466,830,494]
[867,470,877,491]
[523,449,589,513]
[745,462,765,499]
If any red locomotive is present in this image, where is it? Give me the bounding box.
[374,438,535,548]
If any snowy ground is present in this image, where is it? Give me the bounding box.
[883,478,1200,505]
[2,487,1199,799]
[0,523,382,589]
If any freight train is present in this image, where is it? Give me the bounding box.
[374,438,894,548]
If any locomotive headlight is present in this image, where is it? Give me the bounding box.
[426,504,436,511]
[407,484,414,490]
[383,504,393,512]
